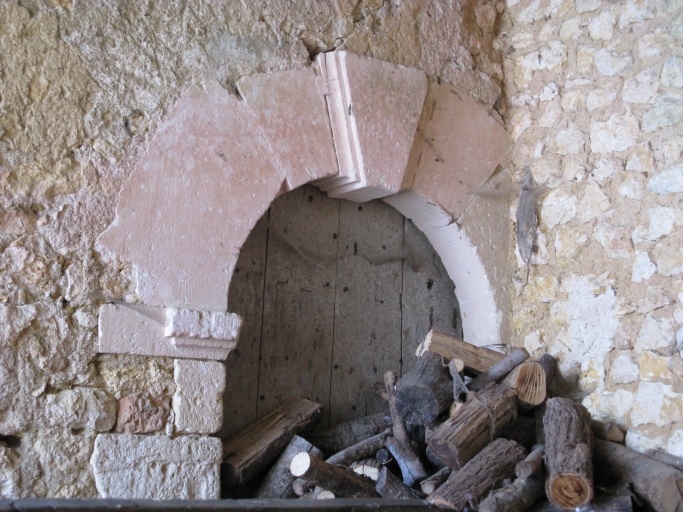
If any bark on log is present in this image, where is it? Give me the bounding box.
[396,351,453,425]
[428,438,528,509]
[420,466,452,495]
[384,371,428,487]
[468,349,530,392]
[255,435,324,498]
[222,397,323,488]
[290,452,379,498]
[350,458,382,481]
[594,439,683,512]
[645,449,683,472]
[425,446,447,469]
[591,420,625,443]
[325,429,391,467]
[416,330,505,374]
[478,477,545,512]
[306,413,392,455]
[504,360,547,409]
[291,478,314,497]
[376,466,419,499]
[501,414,537,451]
[428,383,518,470]
[543,398,594,509]
[516,444,545,479]
[539,354,557,398]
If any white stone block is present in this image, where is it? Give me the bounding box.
[631,382,683,427]
[164,308,242,342]
[647,164,683,195]
[635,314,676,355]
[173,359,226,434]
[90,434,221,499]
[609,351,639,384]
[632,251,657,282]
[668,429,683,457]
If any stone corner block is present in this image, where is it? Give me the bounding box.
[173,359,226,434]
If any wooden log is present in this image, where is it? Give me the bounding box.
[468,349,530,392]
[428,438,528,509]
[645,449,683,472]
[290,452,379,498]
[222,397,323,488]
[317,490,336,500]
[516,444,545,479]
[384,371,428,487]
[478,477,545,512]
[376,448,393,465]
[543,398,594,509]
[376,466,419,499]
[428,382,518,470]
[416,330,505,374]
[592,420,625,443]
[501,414,537,451]
[539,354,557,398]
[306,413,392,455]
[395,351,454,425]
[504,360,547,409]
[350,458,382,481]
[325,429,391,467]
[420,466,451,495]
[291,478,314,497]
[594,439,683,512]
[255,435,324,498]
[425,446,447,469]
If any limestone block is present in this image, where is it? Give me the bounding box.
[90,434,221,499]
[114,392,170,434]
[98,304,235,360]
[647,164,683,194]
[554,123,585,154]
[618,0,654,28]
[635,314,676,355]
[0,446,21,498]
[662,57,683,88]
[587,87,617,111]
[164,308,242,342]
[589,113,639,154]
[631,382,683,427]
[637,286,673,314]
[653,238,683,276]
[237,66,339,190]
[588,8,615,40]
[515,41,567,86]
[625,142,655,172]
[632,207,683,243]
[578,185,610,223]
[576,0,601,13]
[592,158,617,181]
[594,49,632,77]
[42,388,116,432]
[595,211,632,260]
[622,69,660,104]
[609,351,639,384]
[625,431,666,453]
[619,177,644,201]
[669,429,683,457]
[642,92,683,132]
[582,389,633,427]
[639,351,673,381]
[172,359,226,434]
[97,355,175,400]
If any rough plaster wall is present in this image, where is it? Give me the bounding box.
[502,0,683,455]
[0,0,504,498]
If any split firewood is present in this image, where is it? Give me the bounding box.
[645,449,683,472]
[376,448,393,465]
[325,428,391,467]
[592,420,625,443]
[222,397,323,488]
[317,490,335,500]
[501,414,537,451]
[543,398,594,509]
[504,360,546,409]
[306,413,392,455]
[395,351,454,425]
[539,354,557,398]
[376,466,419,499]
[420,466,452,495]
[468,349,529,392]
[594,439,683,512]
[448,400,464,418]
[350,458,382,481]
[515,444,545,479]
[291,478,314,497]
[416,330,505,374]
[384,371,428,487]
[428,382,517,470]
[255,435,324,498]
[425,446,447,469]
[290,452,379,498]
[478,477,545,512]
[428,438,528,509]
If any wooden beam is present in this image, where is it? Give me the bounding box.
[416,330,505,374]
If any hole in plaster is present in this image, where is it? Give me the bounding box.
[0,435,21,448]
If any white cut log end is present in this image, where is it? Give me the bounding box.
[291,452,312,477]
[317,490,336,499]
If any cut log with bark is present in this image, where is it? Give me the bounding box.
[425,446,447,469]
[317,490,336,500]
[222,397,323,488]
[428,438,528,509]
[325,428,391,467]
[478,477,545,512]
[350,458,382,481]
[501,414,537,451]
[395,351,454,425]
[504,360,547,409]
[539,354,557,398]
[468,349,530,392]
[516,444,545,479]
[291,478,314,497]
[306,413,392,455]
[290,452,379,498]
[420,466,451,495]
[592,420,625,443]
[543,398,594,509]
[376,466,420,499]
[255,435,324,498]
[428,382,518,470]
[645,449,683,472]
[384,371,428,487]
[594,439,683,512]
[416,330,506,374]
[376,448,393,465]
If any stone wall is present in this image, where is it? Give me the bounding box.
[503,0,683,455]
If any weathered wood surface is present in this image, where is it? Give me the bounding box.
[290,452,380,498]
[416,330,504,374]
[543,398,593,509]
[376,467,420,499]
[325,429,391,467]
[419,467,451,496]
[501,414,537,451]
[350,458,382,481]
[428,383,518,470]
[645,449,683,472]
[395,351,453,425]
[591,420,625,443]
[222,397,323,489]
[468,349,529,392]
[477,477,545,512]
[504,360,546,409]
[307,413,392,455]
[516,444,545,479]
[428,438,528,509]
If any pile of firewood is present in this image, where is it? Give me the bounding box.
[221,330,683,511]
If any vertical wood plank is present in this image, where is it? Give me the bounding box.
[220,215,269,440]
[330,200,404,426]
[400,219,463,374]
[257,185,340,426]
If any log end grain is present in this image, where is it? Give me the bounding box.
[505,360,546,409]
[291,452,312,478]
[546,472,594,509]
